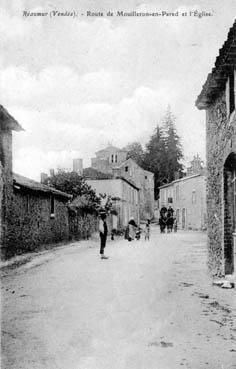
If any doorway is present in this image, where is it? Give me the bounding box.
[182,208,186,229]
[223,153,236,274]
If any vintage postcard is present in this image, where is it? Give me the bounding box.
[0,1,235,368]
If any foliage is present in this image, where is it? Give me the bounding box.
[44,169,100,212]
[126,108,184,199]
[142,125,167,199]
[124,142,145,167]
[44,108,184,203]
[162,107,184,182]
[98,193,113,212]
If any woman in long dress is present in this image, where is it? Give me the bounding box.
[128,217,138,241]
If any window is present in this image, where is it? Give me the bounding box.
[145,176,147,179]
[115,154,117,163]
[111,154,114,163]
[125,166,129,172]
[50,195,55,218]
[182,208,186,229]
[192,190,196,204]
[176,209,180,223]
[176,185,180,201]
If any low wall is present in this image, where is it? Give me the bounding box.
[5,191,69,258]
[3,190,106,259]
[69,212,98,240]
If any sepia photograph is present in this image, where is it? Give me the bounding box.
[0,0,236,368]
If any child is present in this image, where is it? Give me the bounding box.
[173,217,178,233]
[135,227,142,240]
[145,219,150,241]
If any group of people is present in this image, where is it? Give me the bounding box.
[98,212,151,260]
[125,218,151,242]
[159,205,177,233]
[98,205,177,260]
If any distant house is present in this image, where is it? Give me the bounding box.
[159,172,207,231]
[91,145,128,174]
[196,21,236,276]
[0,106,71,258]
[112,158,154,220]
[84,167,140,229]
[86,144,154,220]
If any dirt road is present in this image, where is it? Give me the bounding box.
[1,228,236,369]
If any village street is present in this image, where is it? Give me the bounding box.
[1,227,236,369]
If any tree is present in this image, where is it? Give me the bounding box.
[143,125,167,199]
[162,107,184,182]
[123,142,145,167]
[141,108,184,199]
[44,169,100,211]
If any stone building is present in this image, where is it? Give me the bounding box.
[0,106,71,258]
[6,174,71,258]
[73,158,83,175]
[112,158,154,220]
[0,105,23,257]
[91,145,127,174]
[159,171,207,231]
[87,145,154,220]
[84,167,140,229]
[196,21,236,276]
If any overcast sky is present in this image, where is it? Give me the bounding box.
[1,0,235,180]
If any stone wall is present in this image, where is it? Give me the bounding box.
[5,190,70,258]
[69,212,98,241]
[0,128,14,257]
[0,162,3,250]
[206,90,236,276]
[91,158,112,174]
[3,187,101,259]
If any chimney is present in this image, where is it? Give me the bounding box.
[49,169,55,177]
[41,173,48,184]
[73,158,83,175]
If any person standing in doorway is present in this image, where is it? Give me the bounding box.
[99,212,109,259]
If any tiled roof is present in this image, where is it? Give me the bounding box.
[0,105,24,131]
[95,145,127,154]
[159,173,205,189]
[84,167,140,189]
[113,158,136,169]
[13,173,71,198]
[114,158,154,175]
[83,167,113,179]
[196,21,236,109]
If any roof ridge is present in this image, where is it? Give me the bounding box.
[13,173,71,198]
[196,20,236,109]
[0,105,24,131]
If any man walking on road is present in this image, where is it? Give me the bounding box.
[99,212,109,259]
